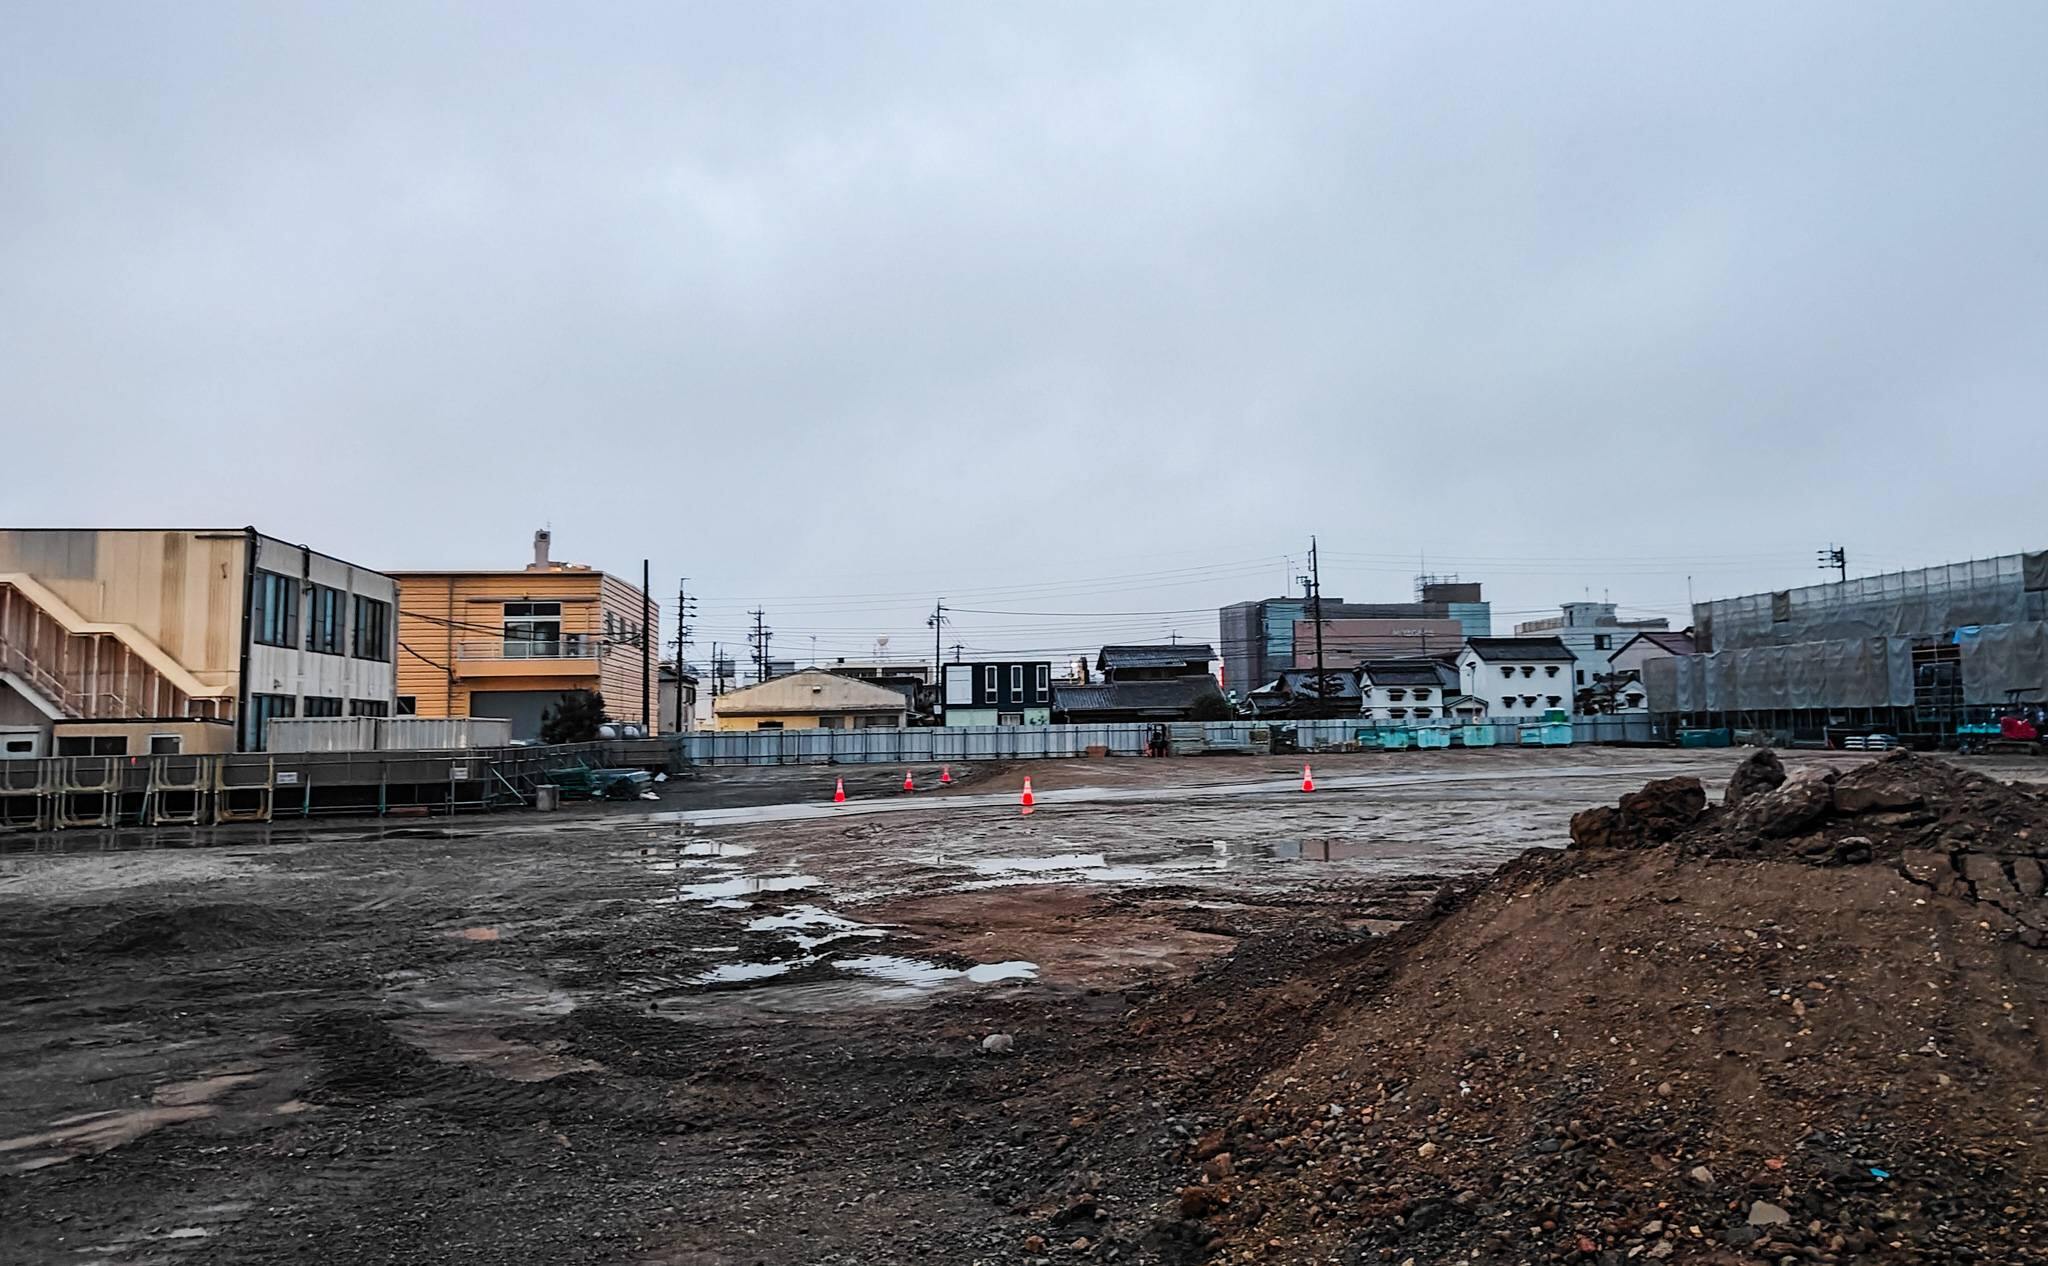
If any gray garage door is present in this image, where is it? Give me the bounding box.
[467,691,571,742]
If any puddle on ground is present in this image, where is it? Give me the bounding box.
[383,966,577,1017]
[639,840,758,871]
[694,961,796,984]
[744,904,889,950]
[0,1069,264,1172]
[967,853,1174,883]
[970,853,1112,875]
[839,955,1039,986]
[675,874,821,901]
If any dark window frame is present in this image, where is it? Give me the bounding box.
[352,595,393,662]
[252,571,299,648]
[305,583,345,655]
[395,696,418,716]
[248,693,296,749]
[348,699,391,718]
[303,696,344,718]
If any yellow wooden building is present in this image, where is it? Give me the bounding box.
[711,668,909,731]
[389,533,656,741]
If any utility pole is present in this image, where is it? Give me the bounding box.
[950,642,963,662]
[673,578,696,733]
[1309,535,1329,709]
[641,559,652,732]
[748,608,771,683]
[928,599,948,683]
[1817,544,1847,584]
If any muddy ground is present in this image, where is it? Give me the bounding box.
[3,749,2043,1265]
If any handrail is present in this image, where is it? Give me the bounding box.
[0,575,230,707]
[454,639,602,660]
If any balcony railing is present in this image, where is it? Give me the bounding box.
[455,639,602,661]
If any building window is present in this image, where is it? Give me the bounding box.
[252,571,298,647]
[1414,688,1431,700]
[984,665,997,700]
[860,714,900,728]
[395,695,417,716]
[1036,665,1049,700]
[1594,634,1612,651]
[754,720,784,730]
[1576,669,1586,685]
[1499,666,1512,678]
[1389,708,1407,719]
[1624,693,1644,707]
[353,596,393,661]
[1501,697,1515,710]
[1414,707,1432,718]
[57,735,128,756]
[503,601,560,657]
[1521,695,1537,707]
[1010,665,1023,699]
[349,699,391,717]
[1387,688,1406,701]
[998,711,1024,726]
[249,693,295,749]
[1545,665,1560,677]
[148,734,181,754]
[305,584,345,654]
[817,716,842,729]
[1546,695,1562,708]
[303,696,343,718]
[4,739,34,754]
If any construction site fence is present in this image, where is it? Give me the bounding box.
[0,738,676,832]
[668,715,1667,767]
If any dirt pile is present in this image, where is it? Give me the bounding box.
[88,902,309,954]
[1722,748,1786,806]
[1167,756,2048,1265]
[1567,777,1710,850]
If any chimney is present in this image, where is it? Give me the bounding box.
[530,529,552,571]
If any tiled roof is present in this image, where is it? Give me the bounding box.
[1096,644,1217,669]
[1465,636,1577,663]
[1615,630,1697,657]
[1054,678,1219,714]
[1357,659,1444,688]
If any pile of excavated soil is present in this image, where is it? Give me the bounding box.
[1165,756,2048,1265]
[88,902,310,954]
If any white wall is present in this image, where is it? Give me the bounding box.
[1457,650,1572,719]
[245,536,400,744]
[1359,683,1445,722]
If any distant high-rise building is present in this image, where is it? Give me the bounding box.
[1219,581,1488,695]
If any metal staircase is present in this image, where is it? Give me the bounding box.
[0,574,233,722]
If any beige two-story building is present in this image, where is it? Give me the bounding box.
[0,527,399,754]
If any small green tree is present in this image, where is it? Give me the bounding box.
[1187,690,1235,721]
[540,690,609,744]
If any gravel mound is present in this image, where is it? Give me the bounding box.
[89,902,309,954]
[1165,755,2048,1264]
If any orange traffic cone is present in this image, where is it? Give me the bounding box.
[1020,776,1035,808]
[902,770,915,793]
[939,765,952,785]
[1301,764,1315,793]
[833,777,846,804]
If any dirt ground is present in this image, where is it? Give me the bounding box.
[3,748,2044,1265]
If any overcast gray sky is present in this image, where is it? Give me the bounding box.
[5,3,2045,667]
